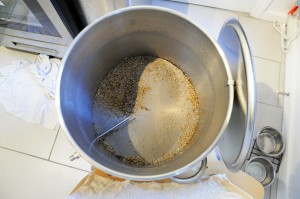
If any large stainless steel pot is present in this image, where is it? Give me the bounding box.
[57,6,234,181]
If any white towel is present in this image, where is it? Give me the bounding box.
[0,55,59,129]
[68,174,253,199]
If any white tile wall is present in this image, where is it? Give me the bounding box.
[151,0,238,39]
[254,57,281,106]
[255,103,283,137]
[278,63,286,108]
[50,128,91,171]
[239,14,285,63]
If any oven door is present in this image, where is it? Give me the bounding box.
[0,0,72,46]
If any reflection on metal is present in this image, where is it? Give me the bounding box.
[170,158,207,183]
[247,139,283,173]
[90,115,133,147]
[217,18,256,172]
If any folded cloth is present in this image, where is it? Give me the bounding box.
[68,173,253,199]
[27,54,60,99]
[0,55,59,129]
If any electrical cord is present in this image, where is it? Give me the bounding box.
[273,13,300,53]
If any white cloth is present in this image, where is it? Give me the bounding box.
[0,55,59,129]
[68,174,253,199]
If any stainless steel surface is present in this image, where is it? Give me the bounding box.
[217,19,256,172]
[91,115,133,145]
[57,6,234,181]
[257,126,285,157]
[1,35,68,57]
[170,158,207,183]
[245,156,275,187]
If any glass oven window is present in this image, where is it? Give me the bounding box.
[0,0,61,37]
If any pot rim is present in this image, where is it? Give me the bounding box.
[56,5,234,181]
[256,126,285,157]
[245,156,275,187]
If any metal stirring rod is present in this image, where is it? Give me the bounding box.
[91,115,133,145]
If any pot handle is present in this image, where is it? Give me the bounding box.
[170,158,207,184]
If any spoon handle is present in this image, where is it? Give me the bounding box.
[91,115,132,145]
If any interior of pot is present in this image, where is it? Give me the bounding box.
[58,7,231,180]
